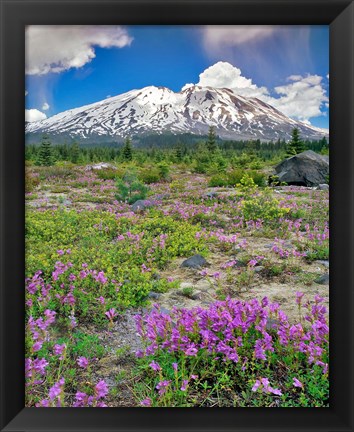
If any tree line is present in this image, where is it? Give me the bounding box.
[26,127,328,167]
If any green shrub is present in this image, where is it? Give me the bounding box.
[96,168,118,180]
[208,174,228,187]
[25,169,40,193]
[115,170,149,204]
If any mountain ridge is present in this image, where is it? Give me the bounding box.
[26,85,328,144]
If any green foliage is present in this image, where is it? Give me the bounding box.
[209,170,266,188]
[206,126,217,153]
[122,138,133,161]
[25,169,40,193]
[286,128,305,156]
[240,188,290,222]
[115,170,149,204]
[158,163,170,180]
[72,333,106,359]
[70,142,80,164]
[95,168,118,180]
[37,135,54,166]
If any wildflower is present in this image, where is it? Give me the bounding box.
[54,343,66,358]
[105,308,117,321]
[95,380,109,399]
[31,358,49,376]
[73,391,88,407]
[32,341,43,352]
[252,378,282,396]
[140,398,152,407]
[156,380,171,396]
[296,292,305,305]
[77,356,89,369]
[293,377,303,388]
[97,296,105,305]
[95,271,108,284]
[248,259,258,267]
[180,380,189,391]
[149,360,161,372]
[48,378,65,401]
[172,362,178,371]
[36,399,49,407]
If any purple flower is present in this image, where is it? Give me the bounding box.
[74,391,88,407]
[32,341,44,353]
[172,362,178,371]
[105,308,117,321]
[140,398,152,406]
[149,360,161,372]
[95,271,108,284]
[156,380,170,396]
[54,343,66,358]
[293,377,303,388]
[77,356,89,369]
[95,380,109,399]
[97,296,105,305]
[180,380,189,391]
[48,378,65,401]
[296,292,305,305]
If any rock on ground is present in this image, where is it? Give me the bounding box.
[181,254,208,269]
[275,150,329,186]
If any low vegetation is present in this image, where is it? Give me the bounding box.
[25,131,329,407]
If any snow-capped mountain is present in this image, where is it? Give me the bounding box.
[26,85,328,143]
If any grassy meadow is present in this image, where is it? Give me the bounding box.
[25,143,329,408]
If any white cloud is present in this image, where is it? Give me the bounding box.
[181,62,328,122]
[25,109,47,122]
[26,25,133,75]
[202,26,276,51]
[25,90,28,96]
[271,74,328,120]
[184,61,269,99]
[42,102,50,110]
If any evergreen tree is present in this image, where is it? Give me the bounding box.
[70,142,80,164]
[320,136,328,152]
[175,144,183,162]
[206,126,217,153]
[37,135,53,166]
[286,128,305,156]
[122,138,133,161]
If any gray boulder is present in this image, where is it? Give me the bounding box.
[317,184,329,191]
[181,254,208,269]
[275,150,329,186]
[147,291,161,300]
[131,199,155,212]
[85,162,117,171]
[315,274,329,285]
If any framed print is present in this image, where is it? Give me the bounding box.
[1,0,353,431]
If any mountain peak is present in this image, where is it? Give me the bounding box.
[26,85,328,144]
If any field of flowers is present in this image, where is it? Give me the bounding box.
[25,163,329,407]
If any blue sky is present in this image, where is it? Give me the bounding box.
[25,25,329,129]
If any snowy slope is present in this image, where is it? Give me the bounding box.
[26,85,328,142]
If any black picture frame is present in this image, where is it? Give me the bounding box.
[1,0,353,431]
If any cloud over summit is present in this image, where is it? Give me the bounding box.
[182,62,328,123]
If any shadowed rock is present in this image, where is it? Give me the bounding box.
[275,150,329,186]
[315,274,329,285]
[131,199,155,213]
[181,254,208,269]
